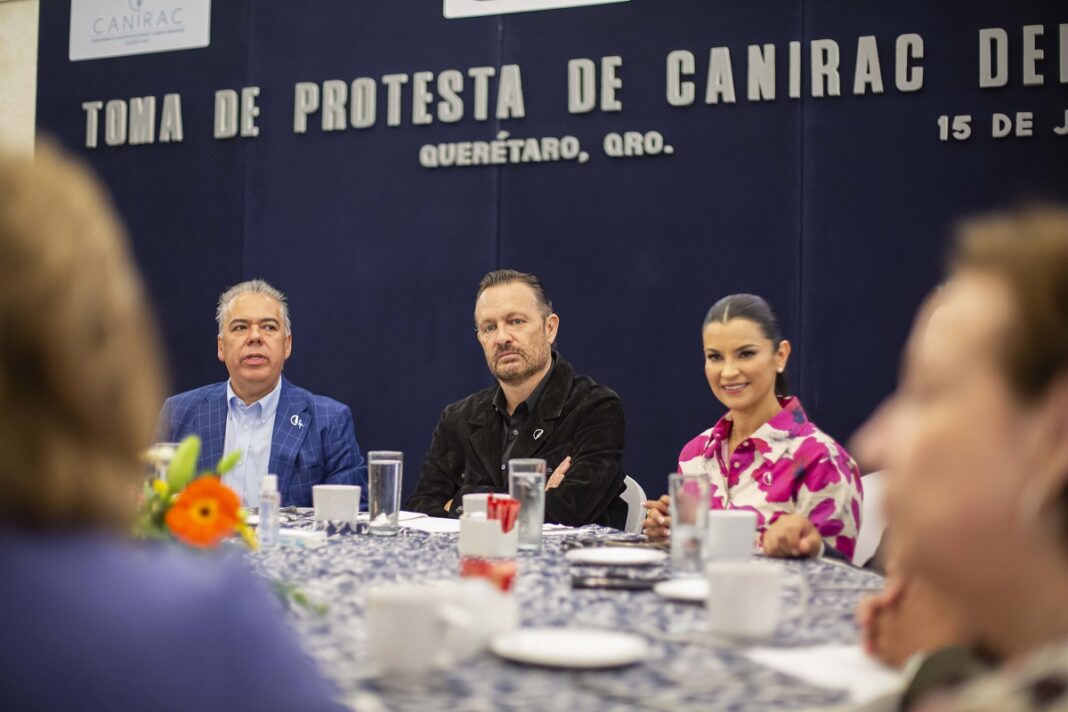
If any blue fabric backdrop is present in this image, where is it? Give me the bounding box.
[36,0,1068,500]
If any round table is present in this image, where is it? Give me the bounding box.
[249,514,886,711]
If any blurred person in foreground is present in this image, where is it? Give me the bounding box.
[849,299,980,709]
[851,206,1068,711]
[0,145,346,712]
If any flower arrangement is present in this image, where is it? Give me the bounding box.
[136,436,326,614]
[135,435,256,550]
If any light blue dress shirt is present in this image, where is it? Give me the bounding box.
[223,378,281,506]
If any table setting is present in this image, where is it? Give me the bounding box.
[143,438,900,711]
[242,472,900,711]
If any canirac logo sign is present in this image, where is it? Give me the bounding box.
[69,0,211,61]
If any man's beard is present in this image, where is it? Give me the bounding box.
[491,343,550,385]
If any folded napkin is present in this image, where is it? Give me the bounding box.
[745,644,905,704]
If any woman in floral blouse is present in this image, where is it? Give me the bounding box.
[643,294,864,560]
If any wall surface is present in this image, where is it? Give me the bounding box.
[0,0,39,154]
[35,1,1068,501]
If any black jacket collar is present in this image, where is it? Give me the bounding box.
[470,352,573,426]
[467,352,574,486]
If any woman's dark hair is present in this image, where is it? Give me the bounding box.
[703,294,789,396]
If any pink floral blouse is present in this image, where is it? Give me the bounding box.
[678,397,864,559]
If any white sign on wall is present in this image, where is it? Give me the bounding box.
[69,0,211,62]
[444,0,630,19]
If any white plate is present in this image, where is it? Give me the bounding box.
[653,578,709,603]
[564,547,667,566]
[490,628,647,669]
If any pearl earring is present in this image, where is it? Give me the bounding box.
[777,368,784,373]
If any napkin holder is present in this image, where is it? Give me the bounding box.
[458,513,518,558]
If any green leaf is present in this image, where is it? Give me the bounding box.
[166,435,201,491]
[215,450,242,476]
[271,580,328,616]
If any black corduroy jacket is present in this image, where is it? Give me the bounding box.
[406,353,627,528]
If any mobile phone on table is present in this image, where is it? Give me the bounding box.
[571,576,665,590]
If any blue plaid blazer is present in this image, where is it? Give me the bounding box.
[158,377,367,507]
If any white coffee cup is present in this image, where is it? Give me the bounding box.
[705,561,807,640]
[462,492,490,516]
[312,484,361,522]
[365,580,510,678]
[705,509,758,562]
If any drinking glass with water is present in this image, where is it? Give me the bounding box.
[368,451,403,536]
[669,472,709,576]
[508,458,546,552]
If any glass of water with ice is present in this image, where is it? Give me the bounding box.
[368,451,403,537]
[669,472,709,576]
[508,458,546,552]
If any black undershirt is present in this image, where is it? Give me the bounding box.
[491,358,554,473]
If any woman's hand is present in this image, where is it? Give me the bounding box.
[641,495,671,538]
[762,513,823,558]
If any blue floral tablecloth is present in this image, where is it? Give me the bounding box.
[247,515,886,712]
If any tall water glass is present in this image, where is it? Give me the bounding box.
[669,472,709,577]
[508,458,546,552]
[368,451,403,536]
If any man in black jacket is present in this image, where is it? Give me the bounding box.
[406,269,627,528]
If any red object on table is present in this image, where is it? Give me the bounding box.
[487,494,520,533]
[459,556,517,592]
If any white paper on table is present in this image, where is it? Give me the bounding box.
[249,510,427,526]
[354,511,427,523]
[745,644,905,704]
[401,517,462,533]
[402,518,570,535]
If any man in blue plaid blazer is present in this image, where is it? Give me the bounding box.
[157,280,367,507]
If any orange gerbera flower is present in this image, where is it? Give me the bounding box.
[165,476,241,548]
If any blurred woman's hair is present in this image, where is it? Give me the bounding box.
[951,205,1068,541]
[0,144,165,530]
[952,205,1068,402]
[704,293,789,396]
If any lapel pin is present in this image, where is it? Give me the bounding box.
[533,428,544,440]
[290,414,305,429]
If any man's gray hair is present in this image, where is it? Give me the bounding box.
[216,279,292,335]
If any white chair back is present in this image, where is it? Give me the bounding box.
[620,475,647,534]
[853,470,888,567]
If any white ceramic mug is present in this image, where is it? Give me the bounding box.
[705,561,807,640]
[365,580,515,678]
[365,583,472,678]
[705,509,758,562]
[312,484,361,522]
